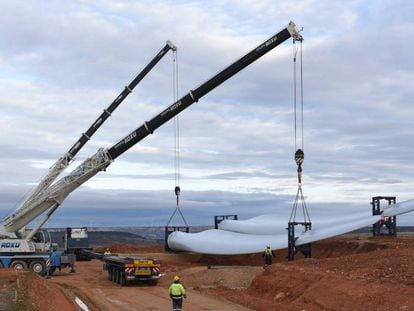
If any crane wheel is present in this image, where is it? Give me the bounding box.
[10,260,28,270]
[29,260,46,275]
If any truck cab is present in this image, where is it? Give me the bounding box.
[65,227,92,260]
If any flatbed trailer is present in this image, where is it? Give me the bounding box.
[103,256,161,286]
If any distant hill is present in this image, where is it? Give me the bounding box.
[48,225,213,248]
[48,225,414,249]
[49,230,162,248]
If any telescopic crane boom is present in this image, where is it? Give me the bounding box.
[2,22,302,236]
[0,41,176,238]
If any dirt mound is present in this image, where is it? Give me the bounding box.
[193,238,388,268]
[96,243,164,254]
[26,272,78,311]
[216,263,414,311]
[312,237,388,258]
[197,253,263,266]
[0,269,77,311]
[0,269,17,310]
[210,236,414,310]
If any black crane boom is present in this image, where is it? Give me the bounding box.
[67,41,177,160]
[108,22,302,159]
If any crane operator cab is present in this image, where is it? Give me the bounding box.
[25,229,52,252]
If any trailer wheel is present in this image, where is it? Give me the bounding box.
[112,268,117,283]
[120,272,126,286]
[10,260,28,270]
[116,268,121,284]
[108,267,113,281]
[29,260,46,275]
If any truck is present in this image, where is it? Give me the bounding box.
[0,41,177,274]
[64,227,92,261]
[103,256,161,286]
[0,22,302,273]
[0,229,74,275]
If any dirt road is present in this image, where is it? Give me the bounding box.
[4,236,414,310]
[50,259,252,311]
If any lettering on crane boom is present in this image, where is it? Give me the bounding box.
[124,132,137,144]
[161,100,182,117]
[256,35,278,52]
[1,242,21,248]
[265,35,278,47]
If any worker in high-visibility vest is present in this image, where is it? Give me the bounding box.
[169,275,186,311]
[104,248,111,256]
[263,246,275,268]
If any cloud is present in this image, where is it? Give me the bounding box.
[0,0,413,228]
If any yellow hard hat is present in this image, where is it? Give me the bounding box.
[173,276,180,282]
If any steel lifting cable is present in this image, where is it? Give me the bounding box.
[293,39,305,185]
[290,37,310,224]
[300,40,304,151]
[293,36,305,151]
[167,49,188,227]
[173,49,180,204]
[293,40,298,152]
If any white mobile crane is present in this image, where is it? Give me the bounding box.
[0,22,302,274]
[0,41,177,274]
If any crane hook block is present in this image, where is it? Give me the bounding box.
[174,186,181,196]
[295,149,304,166]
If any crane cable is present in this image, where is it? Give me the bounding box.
[167,49,188,227]
[293,39,305,186]
[173,48,180,205]
[289,37,310,224]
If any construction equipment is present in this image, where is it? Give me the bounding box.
[0,41,176,274]
[63,227,108,260]
[0,21,302,272]
[64,227,93,260]
[103,256,161,286]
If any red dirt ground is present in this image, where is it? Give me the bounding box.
[212,236,414,311]
[2,235,414,310]
[0,269,77,311]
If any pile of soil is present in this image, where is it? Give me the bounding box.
[0,269,77,311]
[0,269,17,310]
[207,236,414,310]
[96,243,164,254]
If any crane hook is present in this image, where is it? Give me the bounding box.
[295,149,304,185]
[174,186,181,206]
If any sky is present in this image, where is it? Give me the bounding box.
[0,0,413,228]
